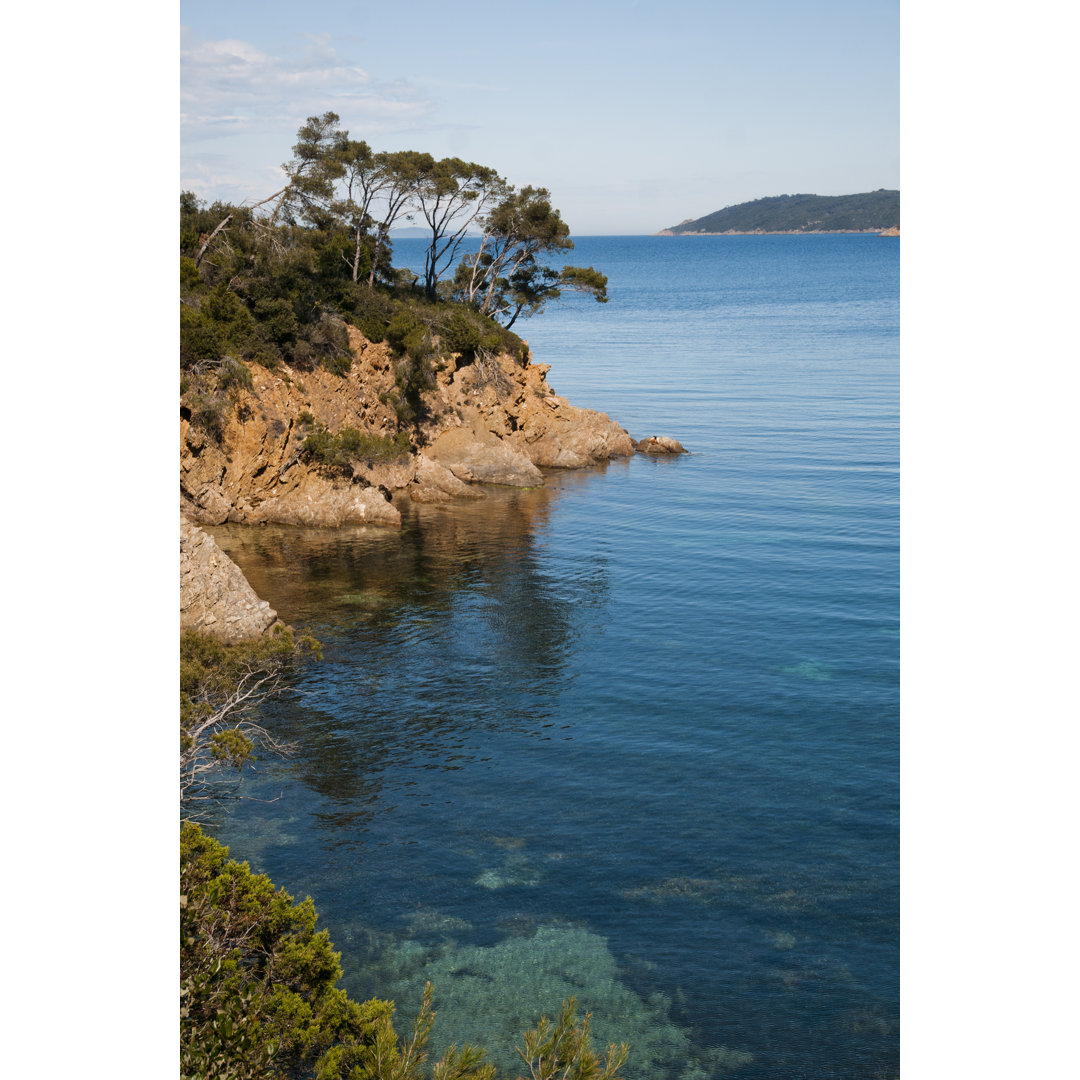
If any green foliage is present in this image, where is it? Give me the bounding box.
[181,256,203,291]
[253,297,299,345]
[323,350,354,377]
[389,356,436,426]
[181,822,381,1079]
[180,628,321,810]
[666,190,901,234]
[181,304,225,367]
[217,358,255,394]
[182,828,517,1080]
[183,388,232,443]
[435,308,518,363]
[180,190,357,377]
[438,309,484,357]
[302,421,413,472]
[516,1000,629,1080]
[385,310,431,360]
[180,358,256,442]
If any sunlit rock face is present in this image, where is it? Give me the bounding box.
[181,328,635,527]
[180,517,281,641]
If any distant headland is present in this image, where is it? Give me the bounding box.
[658,190,899,236]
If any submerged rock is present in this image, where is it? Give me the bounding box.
[379,925,746,1079]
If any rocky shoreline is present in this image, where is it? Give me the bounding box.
[181,326,685,640]
[180,517,284,641]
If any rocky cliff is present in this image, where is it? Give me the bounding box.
[181,327,635,529]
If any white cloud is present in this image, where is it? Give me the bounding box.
[180,31,434,141]
[180,31,439,203]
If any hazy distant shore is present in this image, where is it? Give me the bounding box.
[655,228,895,236]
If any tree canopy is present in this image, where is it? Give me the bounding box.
[449,186,607,327]
[182,114,607,385]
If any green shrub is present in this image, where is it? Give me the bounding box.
[349,288,394,344]
[356,314,388,343]
[439,309,484,357]
[180,305,224,367]
[181,822,386,1079]
[253,297,299,345]
[185,390,231,442]
[217,358,254,394]
[180,256,203,292]
[390,355,436,425]
[204,284,257,339]
[385,309,430,359]
[323,352,353,377]
[302,421,412,470]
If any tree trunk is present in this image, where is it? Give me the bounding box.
[194,215,232,268]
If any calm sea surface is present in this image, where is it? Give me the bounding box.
[210,235,899,1079]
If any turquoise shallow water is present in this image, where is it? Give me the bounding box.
[210,234,899,1079]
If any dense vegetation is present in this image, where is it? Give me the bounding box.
[181,112,608,444]
[180,630,629,1079]
[664,190,900,234]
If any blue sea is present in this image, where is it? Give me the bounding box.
[210,234,900,1079]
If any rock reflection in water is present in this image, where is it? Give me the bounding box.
[209,475,611,842]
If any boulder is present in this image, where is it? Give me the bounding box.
[635,435,688,455]
[245,477,401,527]
[426,424,544,487]
[409,454,487,503]
[512,401,635,468]
[180,517,281,642]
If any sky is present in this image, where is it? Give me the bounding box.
[180,0,899,235]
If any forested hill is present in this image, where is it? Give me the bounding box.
[660,190,900,234]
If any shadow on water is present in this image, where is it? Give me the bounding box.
[209,477,610,837]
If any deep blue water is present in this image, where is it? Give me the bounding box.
[210,234,899,1079]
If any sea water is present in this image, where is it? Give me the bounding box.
[209,234,900,1079]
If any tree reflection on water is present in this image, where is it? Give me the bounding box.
[209,474,612,843]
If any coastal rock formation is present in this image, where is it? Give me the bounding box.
[180,327,634,526]
[427,424,544,487]
[636,435,688,455]
[879,226,900,237]
[180,517,282,641]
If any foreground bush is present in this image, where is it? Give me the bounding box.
[181,825,629,1080]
